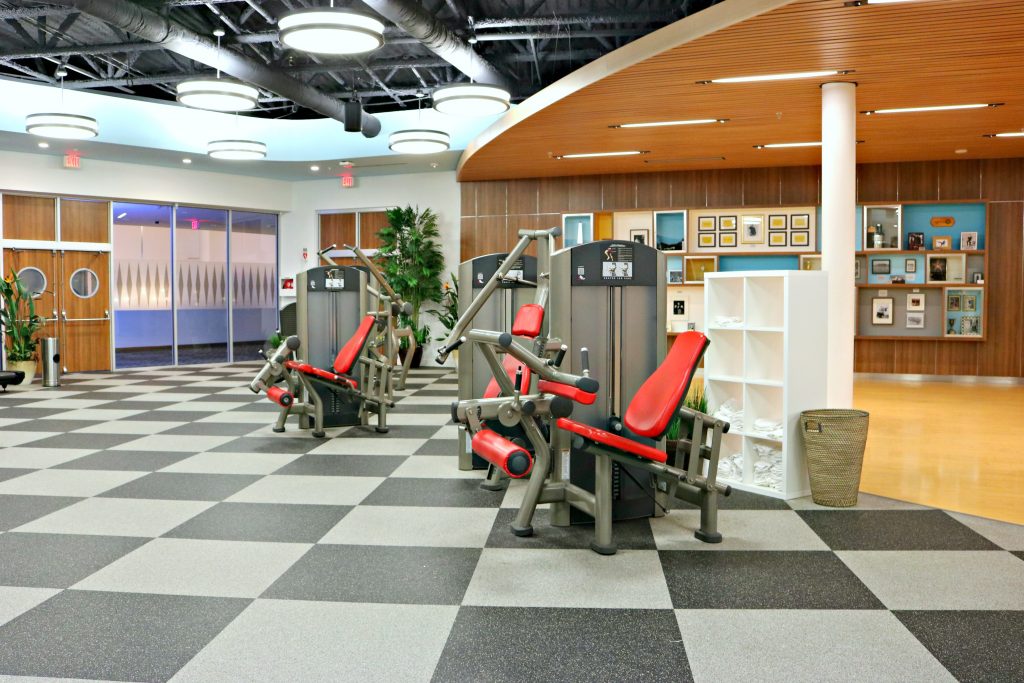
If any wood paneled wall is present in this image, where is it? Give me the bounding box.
[2,194,56,241]
[460,159,1024,378]
[60,198,109,243]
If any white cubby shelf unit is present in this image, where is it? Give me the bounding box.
[702,271,828,499]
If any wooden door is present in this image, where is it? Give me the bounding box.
[59,250,111,372]
[2,249,59,372]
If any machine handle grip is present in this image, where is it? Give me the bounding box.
[318,244,337,255]
[552,345,567,368]
[436,337,466,363]
[514,367,523,392]
[580,347,590,373]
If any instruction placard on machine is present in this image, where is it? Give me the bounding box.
[601,244,634,280]
[325,269,345,290]
[497,256,525,282]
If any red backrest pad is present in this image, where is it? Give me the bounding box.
[333,315,377,375]
[483,353,533,399]
[623,331,709,439]
[511,304,544,338]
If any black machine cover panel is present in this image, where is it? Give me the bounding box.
[568,240,660,287]
[468,253,538,290]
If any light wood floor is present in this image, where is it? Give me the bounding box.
[855,378,1024,525]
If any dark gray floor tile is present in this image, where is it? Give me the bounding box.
[674,488,791,511]
[415,439,460,456]
[164,502,352,543]
[19,432,144,450]
[274,453,407,477]
[1014,551,1024,563]
[486,508,657,550]
[432,606,691,683]
[394,405,453,414]
[362,478,504,508]
[660,551,884,609]
[0,468,32,482]
[0,407,65,419]
[160,422,263,436]
[211,436,322,454]
[184,393,255,403]
[0,495,83,530]
[796,510,1000,551]
[412,389,457,397]
[343,425,443,439]
[2,419,101,433]
[122,410,215,422]
[110,400,181,411]
[0,533,146,587]
[99,472,261,501]
[228,402,280,413]
[54,450,194,472]
[895,610,1024,683]
[0,590,249,682]
[264,545,479,605]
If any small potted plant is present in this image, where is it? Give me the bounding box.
[665,385,709,464]
[1,269,45,383]
[376,205,445,368]
[432,274,459,365]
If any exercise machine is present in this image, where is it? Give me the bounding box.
[438,227,561,471]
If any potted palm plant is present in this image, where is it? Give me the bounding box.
[432,273,459,365]
[376,205,445,368]
[1,269,45,383]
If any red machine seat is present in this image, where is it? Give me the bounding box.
[484,354,533,399]
[472,429,533,478]
[333,315,377,374]
[538,379,596,405]
[623,331,709,439]
[511,304,544,338]
[556,418,668,464]
[284,360,358,389]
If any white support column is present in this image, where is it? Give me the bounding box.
[821,81,857,408]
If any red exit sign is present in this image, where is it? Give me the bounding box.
[63,150,81,169]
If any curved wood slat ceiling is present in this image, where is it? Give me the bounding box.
[457,0,1024,181]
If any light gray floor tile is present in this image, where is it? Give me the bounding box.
[320,506,498,548]
[13,399,112,410]
[650,510,830,551]
[946,511,1024,550]
[170,599,457,683]
[94,383,175,393]
[110,434,238,453]
[307,438,427,456]
[155,401,250,413]
[197,411,272,424]
[0,586,59,627]
[788,492,930,511]
[0,469,145,497]
[15,497,214,537]
[501,477,549,510]
[126,392,208,402]
[160,451,303,475]
[0,417,28,429]
[73,538,311,598]
[837,550,1024,610]
[387,414,459,426]
[56,408,148,421]
[0,447,97,469]
[72,420,186,435]
[676,610,955,683]
[395,396,453,405]
[389,456,484,479]
[0,432,62,448]
[227,475,384,505]
[463,549,671,608]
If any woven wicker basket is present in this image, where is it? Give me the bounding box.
[801,409,870,507]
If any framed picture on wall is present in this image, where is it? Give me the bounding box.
[698,233,716,248]
[871,259,891,275]
[972,271,984,284]
[790,231,810,247]
[929,257,948,282]
[698,216,717,232]
[947,294,961,312]
[768,232,787,247]
[629,228,650,246]
[719,216,737,231]
[963,294,978,312]
[961,232,979,250]
[907,232,925,250]
[668,270,684,284]
[768,215,787,231]
[854,259,862,280]
[933,235,953,250]
[720,232,738,247]
[960,315,981,336]
[741,215,765,244]
[872,297,894,325]
[906,312,925,329]
[905,258,918,274]
[791,214,810,230]
[907,293,926,311]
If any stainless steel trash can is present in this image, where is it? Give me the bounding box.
[41,337,60,388]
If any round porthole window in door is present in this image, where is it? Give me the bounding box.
[15,267,47,299]
[70,268,100,299]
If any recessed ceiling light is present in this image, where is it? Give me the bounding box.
[207,139,267,160]
[310,165,320,171]
[698,70,852,85]
[116,212,127,219]
[611,118,728,129]
[846,0,932,5]
[553,150,649,159]
[955,149,968,154]
[37,141,49,149]
[182,158,192,164]
[984,131,1024,138]
[754,141,822,149]
[863,103,1002,115]
[278,8,385,55]
[644,156,726,164]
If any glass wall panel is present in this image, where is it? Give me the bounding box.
[112,202,174,368]
[175,206,228,364]
[230,211,278,361]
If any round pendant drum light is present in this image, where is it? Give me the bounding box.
[433,83,511,116]
[176,79,259,112]
[207,139,267,160]
[25,112,98,140]
[279,7,385,54]
[388,129,450,155]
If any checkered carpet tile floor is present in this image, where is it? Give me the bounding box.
[0,363,1022,682]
